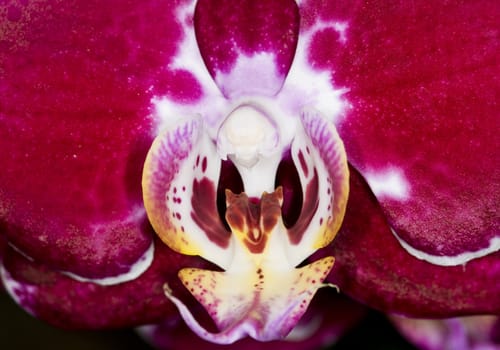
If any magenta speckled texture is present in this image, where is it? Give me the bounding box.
[0,0,186,278]
[1,0,498,339]
[303,0,499,257]
[194,0,299,96]
[2,235,212,329]
[321,167,500,316]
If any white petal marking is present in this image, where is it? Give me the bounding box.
[279,19,351,125]
[152,2,226,136]
[365,168,410,200]
[0,263,37,315]
[392,229,500,266]
[61,241,155,286]
[215,52,283,98]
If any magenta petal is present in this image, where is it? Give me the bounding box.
[390,315,500,350]
[194,0,299,97]
[303,1,499,261]
[320,167,500,316]
[0,236,212,329]
[0,233,5,257]
[139,290,366,350]
[0,234,5,291]
[0,1,206,278]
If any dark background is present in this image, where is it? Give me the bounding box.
[0,292,416,350]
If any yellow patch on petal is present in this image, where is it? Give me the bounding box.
[143,104,350,345]
[142,118,234,269]
[142,122,202,256]
[163,188,337,344]
[175,256,335,340]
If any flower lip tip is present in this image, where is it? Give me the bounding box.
[324,282,340,293]
[163,283,173,296]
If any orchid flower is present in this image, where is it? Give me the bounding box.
[0,0,498,349]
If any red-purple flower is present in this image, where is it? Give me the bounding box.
[0,0,498,348]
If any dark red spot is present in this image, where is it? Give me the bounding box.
[225,208,245,233]
[191,177,231,248]
[275,150,303,228]
[288,169,319,244]
[261,189,282,232]
[202,157,207,173]
[217,160,244,229]
[225,189,282,254]
[298,150,309,177]
[225,192,262,250]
